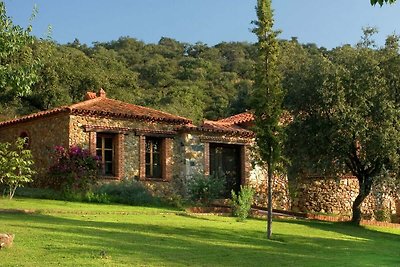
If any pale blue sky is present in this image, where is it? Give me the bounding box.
[4,0,400,48]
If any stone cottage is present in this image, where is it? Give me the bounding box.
[0,89,290,209]
[0,88,397,219]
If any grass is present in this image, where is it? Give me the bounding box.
[1,198,400,266]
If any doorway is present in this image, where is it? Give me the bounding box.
[209,143,242,198]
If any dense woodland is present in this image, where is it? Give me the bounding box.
[1,31,399,125]
[0,34,324,123]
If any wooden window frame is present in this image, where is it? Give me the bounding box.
[96,134,115,176]
[139,135,172,182]
[145,137,163,179]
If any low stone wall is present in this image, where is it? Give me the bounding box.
[248,167,291,210]
[292,176,399,220]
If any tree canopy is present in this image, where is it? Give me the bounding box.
[371,0,396,5]
[284,31,400,224]
[0,2,39,102]
[252,0,284,238]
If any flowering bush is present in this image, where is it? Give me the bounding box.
[48,145,100,192]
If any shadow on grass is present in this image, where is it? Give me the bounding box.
[1,212,400,266]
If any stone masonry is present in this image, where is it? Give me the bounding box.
[292,176,399,220]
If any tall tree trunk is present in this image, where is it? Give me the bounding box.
[352,175,373,225]
[266,158,273,239]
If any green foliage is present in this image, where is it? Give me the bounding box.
[285,32,400,224]
[0,138,35,199]
[95,179,159,206]
[14,187,60,200]
[13,186,111,204]
[0,2,39,99]
[231,185,255,221]
[61,190,111,204]
[252,0,284,170]
[252,0,284,238]
[371,0,396,6]
[187,174,225,204]
[374,209,391,222]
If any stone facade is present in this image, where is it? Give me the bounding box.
[179,131,291,210]
[0,92,289,209]
[292,176,399,220]
[179,133,206,178]
[0,113,70,174]
[248,167,291,210]
[69,114,179,180]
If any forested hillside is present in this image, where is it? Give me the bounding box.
[1,32,399,124]
[0,35,326,123]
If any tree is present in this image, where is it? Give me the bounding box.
[0,2,39,100]
[0,138,35,199]
[251,0,284,239]
[371,0,396,5]
[285,34,400,225]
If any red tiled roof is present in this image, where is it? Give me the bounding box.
[191,111,255,137]
[199,120,255,137]
[0,93,192,128]
[69,96,192,124]
[176,112,255,137]
[0,107,71,127]
[216,112,254,125]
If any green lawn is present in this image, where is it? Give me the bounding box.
[1,198,399,266]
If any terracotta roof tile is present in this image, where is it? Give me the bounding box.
[175,112,255,137]
[0,107,70,127]
[199,120,255,137]
[0,94,192,127]
[216,112,254,125]
[70,97,192,124]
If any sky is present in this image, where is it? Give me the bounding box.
[3,0,400,49]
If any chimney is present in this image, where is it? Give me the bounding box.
[99,88,106,98]
[85,91,97,100]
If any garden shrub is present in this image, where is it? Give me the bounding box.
[231,185,255,221]
[48,145,100,193]
[95,179,159,206]
[83,191,111,204]
[187,174,225,204]
[165,175,189,208]
[59,189,111,204]
[14,186,111,204]
[14,187,60,200]
[374,209,391,222]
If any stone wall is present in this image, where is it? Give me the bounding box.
[0,113,70,176]
[179,133,206,178]
[248,166,291,210]
[292,176,399,219]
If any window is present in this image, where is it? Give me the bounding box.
[210,143,242,198]
[96,134,114,176]
[145,137,162,178]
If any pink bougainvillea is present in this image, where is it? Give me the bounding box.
[48,145,100,192]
